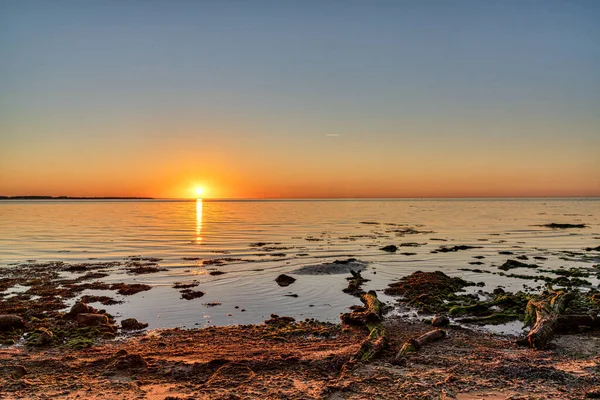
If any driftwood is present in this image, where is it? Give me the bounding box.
[396,329,446,359]
[521,285,600,349]
[342,270,369,297]
[341,290,387,362]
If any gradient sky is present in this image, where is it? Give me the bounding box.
[1,0,599,198]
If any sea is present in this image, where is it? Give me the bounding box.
[1,198,599,333]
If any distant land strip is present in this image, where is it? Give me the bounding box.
[0,196,154,200]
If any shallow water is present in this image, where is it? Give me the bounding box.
[1,198,599,330]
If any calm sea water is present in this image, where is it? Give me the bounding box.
[1,199,599,331]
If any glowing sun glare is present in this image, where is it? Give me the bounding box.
[195,187,204,196]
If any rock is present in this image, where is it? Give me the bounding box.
[432,315,450,327]
[275,274,296,287]
[68,301,95,317]
[292,259,367,275]
[35,328,53,345]
[380,245,398,252]
[586,389,600,398]
[77,313,110,327]
[542,223,587,229]
[265,315,295,325]
[4,365,27,378]
[499,259,539,271]
[121,318,148,331]
[0,315,25,331]
[433,245,481,253]
[180,290,205,300]
[111,354,148,370]
[114,349,128,357]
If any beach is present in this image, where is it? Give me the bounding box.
[2,312,599,399]
[1,199,599,399]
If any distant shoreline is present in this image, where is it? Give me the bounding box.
[0,196,154,200]
[0,196,599,202]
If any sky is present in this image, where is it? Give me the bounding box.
[1,0,599,199]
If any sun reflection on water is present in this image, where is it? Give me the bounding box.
[196,199,203,244]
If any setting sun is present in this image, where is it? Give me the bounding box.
[195,187,204,196]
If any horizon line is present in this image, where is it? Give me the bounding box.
[1,195,599,201]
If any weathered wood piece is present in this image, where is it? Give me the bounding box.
[341,290,387,362]
[524,287,574,349]
[342,269,369,297]
[396,329,446,358]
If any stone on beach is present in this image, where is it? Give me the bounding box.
[380,245,398,252]
[432,315,450,327]
[4,365,28,379]
[275,274,296,287]
[77,313,110,327]
[121,318,148,331]
[0,314,25,331]
[68,301,96,317]
[109,353,149,370]
[34,328,54,345]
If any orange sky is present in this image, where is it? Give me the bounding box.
[1,126,598,198]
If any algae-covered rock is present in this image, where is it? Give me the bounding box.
[449,303,490,316]
[499,259,539,271]
[292,259,367,275]
[385,271,473,299]
[384,271,474,313]
[34,327,54,345]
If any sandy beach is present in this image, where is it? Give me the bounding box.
[2,315,599,399]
